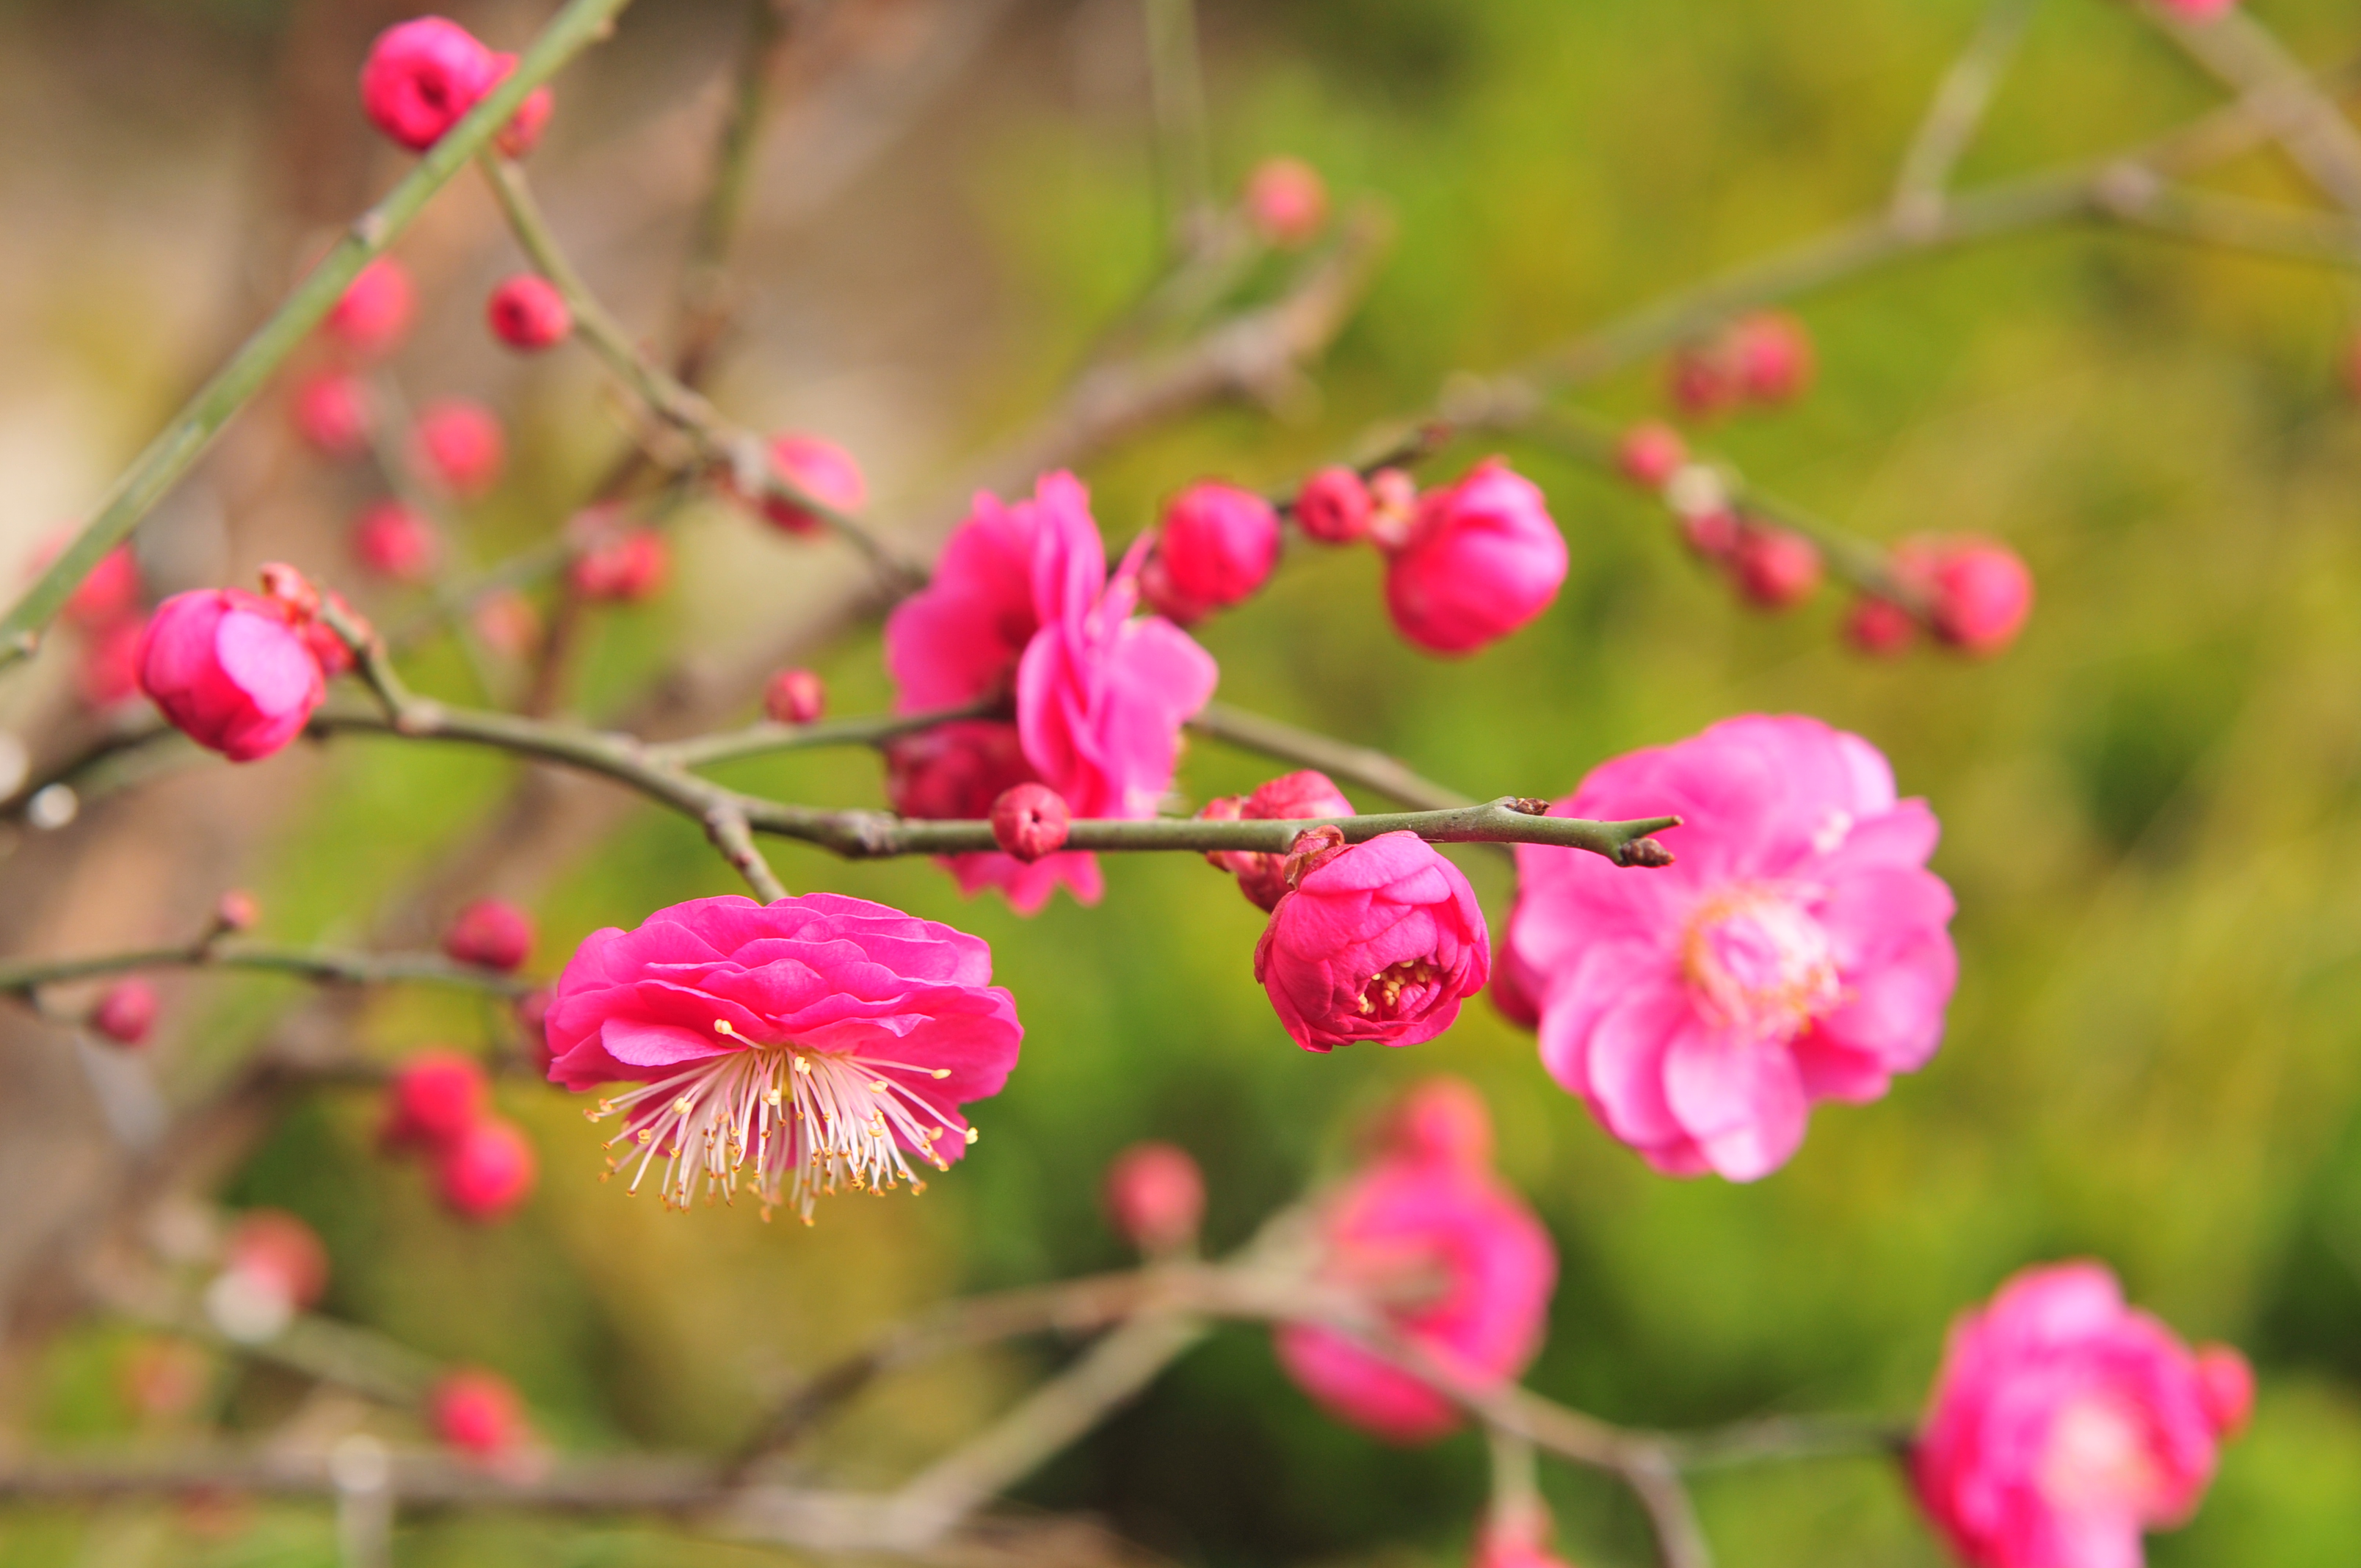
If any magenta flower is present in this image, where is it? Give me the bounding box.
[1141,481,1280,623]
[545,893,1022,1222]
[1255,831,1490,1053]
[1202,769,1356,912]
[1913,1262,2250,1568]
[136,589,327,763]
[1274,1082,1555,1443]
[358,17,498,153]
[1508,715,1955,1180]
[1383,458,1567,655]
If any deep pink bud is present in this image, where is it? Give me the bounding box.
[758,433,867,535]
[885,722,1036,818]
[1143,482,1281,623]
[350,501,441,584]
[93,980,158,1045]
[291,371,373,458]
[471,589,540,657]
[1678,507,1741,561]
[380,1048,490,1154]
[1254,831,1490,1052]
[359,17,496,152]
[216,889,261,932]
[324,257,415,360]
[31,534,145,631]
[410,399,506,498]
[1473,1524,1576,1568]
[1846,595,1915,657]
[2157,0,2236,18]
[443,899,534,973]
[1379,1076,1493,1170]
[484,51,555,159]
[76,617,147,710]
[1384,459,1567,655]
[436,1117,537,1222]
[1617,422,1686,488]
[1924,537,2033,656]
[569,526,669,602]
[225,1210,329,1312]
[1207,769,1354,912]
[990,783,1071,863]
[485,274,571,351]
[1730,524,1821,609]
[431,1368,528,1459]
[2195,1344,2255,1437]
[764,667,826,725]
[136,589,326,763]
[1669,339,1740,417]
[1102,1141,1205,1252]
[1294,465,1372,544]
[1244,156,1329,247]
[1730,311,1815,404]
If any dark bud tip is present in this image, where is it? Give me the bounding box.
[1620,837,1676,869]
[1506,796,1552,816]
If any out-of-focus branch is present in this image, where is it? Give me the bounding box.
[0,944,530,1001]
[2143,1,2361,217]
[674,0,794,384]
[1142,0,1215,249]
[1187,702,1473,811]
[652,698,1001,770]
[1891,0,2044,231]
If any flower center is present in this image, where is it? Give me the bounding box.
[1680,882,1840,1040]
[586,1024,968,1224]
[1356,956,1444,1021]
[2039,1394,2171,1516]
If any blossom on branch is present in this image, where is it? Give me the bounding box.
[1509,715,1956,1180]
[1140,481,1280,623]
[1200,769,1355,912]
[1382,458,1567,655]
[135,589,327,763]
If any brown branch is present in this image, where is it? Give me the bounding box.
[2143,1,2361,217]
[1186,703,1473,811]
[0,943,530,1001]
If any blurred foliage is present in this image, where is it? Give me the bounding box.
[10,0,2361,1563]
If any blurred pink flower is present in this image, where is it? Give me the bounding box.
[1509,715,1955,1180]
[432,1368,529,1459]
[755,432,868,535]
[486,273,570,351]
[1102,1141,1205,1252]
[545,893,1022,1221]
[380,1049,490,1155]
[484,50,555,159]
[1141,481,1280,623]
[1913,1262,2249,1568]
[1244,156,1329,247]
[136,589,326,763]
[290,371,373,457]
[1383,459,1567,655]
[323,257,415,359]
[444,898,534,973]
[351,501,441,584]
[411,399,506,498]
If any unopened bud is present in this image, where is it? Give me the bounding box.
[215,889,261,932]
[443,899,534,973]
[1730,523,1822,609]
[1617,422,1686,489]
[1293,465,1373,545]
[92,979,158,1046]
[764,667,826,726]
[990,783,1070,863]
[1620,837,1676,869]
[1102,1141,1205,1253]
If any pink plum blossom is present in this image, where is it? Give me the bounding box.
[1383,459,1567,655]
[136,589,327,763]
[1508,715,1955,1180]
[545,893,1022,1222]
[359,18,497,153]
[1202,769,1356,912]
[1913,1262,2250,1568]
[1141,481,1280,623]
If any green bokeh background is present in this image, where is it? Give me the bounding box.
[15,0,2361,1562]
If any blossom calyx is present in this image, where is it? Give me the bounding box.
[1204,770,1355,912]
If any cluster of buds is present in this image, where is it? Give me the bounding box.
[22,530,148,711]
[1667,310,1816,417]
[380,1045,538,1224]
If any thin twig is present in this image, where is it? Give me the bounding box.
[674,0,793,383]
[2144,0,2361,217]
[1187,702,1473,810]
[1141,0,1215,250]
[653,698,1002,771]
[1891,0,2044,231]
[0,944,531,999]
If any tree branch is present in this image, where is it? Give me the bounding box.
[2143,1,2361,217]
[0,944,531,1001]
[1891,0,2044,231]
[1186,702,1473,811]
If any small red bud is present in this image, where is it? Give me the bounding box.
[1617,422,1686,489]
[410,399,506,499]
[1730,524,1822,609]
[351,501,441,584]
[324,257,415,360]
[215,889,261,932]
[291,371,373,459]
[1924,539,2033,657]
[437,1118,537,1223]
[2194,1344,2255,1437]
[1102,1141,1205,1252]
[431,1368,529,1459]
[443,899,534,973]
[1243,156,1328,247]
[380,1049,490,1155]
[1845,595,1915,658]
[990,783,1071,863]
[1669,339,1741,418]
[1730,311,1816,404]
[1294,465,1373,544]
[485,274,572,352]
[93,980,158,1046]
[223,1209,330,1313]
[471,589,541,658]
[764,668,826,726]
[568,516,668,603]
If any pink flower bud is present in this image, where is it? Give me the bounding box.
[1617,422,1686,488]
[886,721,1034,821]
[485,274,571,352]
[1365,467,1420,551]
[323,257,415,360]
[1923,537,2033,656]
[1730,523,1821,609]
[1102,1141,1205,1252]
[1379,1077,1493,1170]
[1294,465,1373,544]
[1206,769,1354,912]
[430,1368,528,1459]
[443,899,534,973]
[1845,595,1915,658]
[40,539,144,629]
[990,783,1072,863]
[118,1337,209,1425]
[350,501,441,584]
[381,1049,490,1155]
[1142,482,1281,623]
[515,988,555,1073]
[92,980,158,1045]
[484,51,555,159]
[1244,156,1329,247]
[757,433,867,535]
[436,1117,537,1223]
[224,1210,329,1312]
[290,371,373,458]
[764,667,826,725]
[1730,311,1815,404]
[136,589,327,763]
[76,617,147,710]
[1254,831,1490,1052]
[1473,1520,1576,1568]
[1669,338,1741,417]
[569,526,669,603]
[216,889,261,932]
[2195,1343,2255,1437]
[471,589,541,658]
[1678,507,1741,561]
[410,399,506,499]
[1383,459,1567,655]
[2158,0,2236,18]
[358,17,496,153]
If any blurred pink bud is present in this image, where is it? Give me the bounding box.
[2157,0,2237,18]
[380,1049,490,1155]
[485,274,571,351]
[2196,1344,2255,1437]
[1846,595,1915,658]
[1384,459,1567,655]
[76,615,147,709]
[1678,507,1741,561]
[1365,467,1419,551]
[1923,537,2033,657]
[515,988,555,1074]
[410,399,506,499]
[350,501,441,584]
[93,980,158,1045]
[1294,465,1373,544]
[216,889,261,932]
[1669,338,1741,418]
[471,589,541,658]
[1617,421,1686,489]
[1205,769,1354,912]
[1472,1518,1575,1568]
[484,51,555,159]
[1730,523,1821,609]
[291,371,373,458]
[764,667,826,726]
[1381,1077,1494,1170]
[1488,936,1542,1030]
[225,1209,329,1312]
[1102,1141,1205,1252]
[570,527,668,602]
[359,17,496,152]
[437,1117,537,1222]
[117,1337,209,1425]
[758,433,867,535]
[1244,156,1329,247]
[1730,311,1815,404]
[444,899,534,973]
[323,257,416,360]
[431,1368,529,1459]
[1142,482,1281,623]
[49,542,143,629]
[137,589,326,763]
[990,783,1071,863]
[1255,831,1490,1052]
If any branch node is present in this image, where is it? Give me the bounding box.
[1619,837,1677,869]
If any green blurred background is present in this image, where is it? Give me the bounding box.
[9,0,2361,1562]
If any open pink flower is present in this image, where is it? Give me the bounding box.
[1914,1262,2249,1568]
[1509,715,1955,1180]
[1274,1082,1555,1443]
[137,589,327,763]
[545,893,1022,1222]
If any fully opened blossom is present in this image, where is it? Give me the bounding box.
[1383,458,1567,655]
[1274,1080,1555,1442]
[1509,715,1956,1180]
[137,589,327,763]
[545,893,1023,1222]
[1914,1262,2251,1568]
